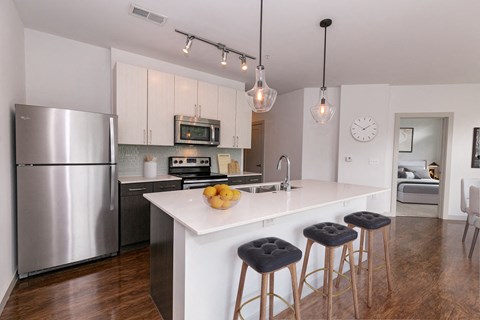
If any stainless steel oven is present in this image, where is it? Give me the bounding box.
[168,157,228,190]
[174,115,220,146]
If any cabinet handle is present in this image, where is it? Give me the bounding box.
[199,105,202,118]
[149,129,152,144]
[157,185,177,189]
[128,187,147,192]
[233,136,236,147]
[194,104,198,117]
[236,136,239,147]
[143,129,146,144]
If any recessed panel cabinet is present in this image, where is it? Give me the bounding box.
[174,76,218,119]
[218,87,252,149]
[115,62,174,146]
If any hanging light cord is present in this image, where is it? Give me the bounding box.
[259,0,264,66]
[322,24,327,89]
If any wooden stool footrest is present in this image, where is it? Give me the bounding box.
[303,267,352,298]
[237,292,295,320]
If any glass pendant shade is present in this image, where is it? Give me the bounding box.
[310,89,335,124]
[247,66,277,113]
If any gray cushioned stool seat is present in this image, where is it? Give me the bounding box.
[344,211,391,230]
[237,237,302,273]
[303,222,358,247]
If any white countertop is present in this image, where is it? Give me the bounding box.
[227,171,262,177]
[118,175,181,184]
[144,179,388,236]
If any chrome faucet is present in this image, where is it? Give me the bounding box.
[276,155,291,191]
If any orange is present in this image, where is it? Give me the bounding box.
[219,188,233,201]
[203,186,217,198]
[231,189,241,201]
[221,200,232,209]
[208,196,224,209]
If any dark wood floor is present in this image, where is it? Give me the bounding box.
[1,217,479,319]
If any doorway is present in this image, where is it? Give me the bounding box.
[244,120,264,175]
[391,113,453,219]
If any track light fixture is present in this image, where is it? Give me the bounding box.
[221,50,228,66]
[183,36,194,54]
[175,29,255,70]
[240,55,248,71]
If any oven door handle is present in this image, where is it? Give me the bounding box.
[211,124,215,144]
[183,178,228,184]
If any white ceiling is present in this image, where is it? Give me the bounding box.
[14,0,480,94]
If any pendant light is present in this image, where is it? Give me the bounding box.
[246,0,277,113]
[311,19,335,124]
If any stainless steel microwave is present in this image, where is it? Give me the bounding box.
[174,115,220,146]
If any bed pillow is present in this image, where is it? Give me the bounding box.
[414,169,431,179]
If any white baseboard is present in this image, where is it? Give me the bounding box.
[446,214,467,221]
[0,272,17,316]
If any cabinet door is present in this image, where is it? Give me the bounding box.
[174,76,197,117]
[148,70,175,146]
[235,90,252,149]
[245,175,262,184]
[228,176,245,185]
[115,63,148,145]
[153,180,181,192]
[197,81,218,119]
[218,86,237,148]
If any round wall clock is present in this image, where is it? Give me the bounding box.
[350,116,378,142]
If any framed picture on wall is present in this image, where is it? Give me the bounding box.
[399,127,414,153]
[472,127,480,168]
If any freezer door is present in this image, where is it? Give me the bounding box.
[17,165,118,275]
[15,104,117,165]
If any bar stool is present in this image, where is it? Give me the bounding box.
[298,222,360,320]
[336,211,393,308]
[233,237,302,320]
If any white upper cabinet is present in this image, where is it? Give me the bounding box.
[174,76,219,119]
[115,62,148,145]
[218,87,252,149]
[148,69,175,146]
[197,81,218,119]
[235,90,252,149]
[218,86,237,148]
[174,76,198,117]
[115,62,174,146]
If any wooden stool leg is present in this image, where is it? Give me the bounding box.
[327,247,334,320]
[462,218,470,242]
[269,272,274,320]
[233,262,248,320]
[335,244,347,288]
[288,264,302,320]
[469,227,479,258]
[260,273,269,320]
[347,242,360,319]
[323,246,330,296]
[298,239,313,297]
[358,228,365,274]
[367,230,373,308]
[382,226,393,291]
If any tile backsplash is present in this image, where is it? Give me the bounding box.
[118,144,242,176]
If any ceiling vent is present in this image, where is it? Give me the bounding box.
[129,4,168,26]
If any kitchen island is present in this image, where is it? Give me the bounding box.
[144,180,388,320]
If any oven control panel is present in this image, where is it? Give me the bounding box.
[169,157,210,168]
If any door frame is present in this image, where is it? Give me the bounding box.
[243,120,265,176]
[390,112,454,219]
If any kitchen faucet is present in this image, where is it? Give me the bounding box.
[276,155,291,191]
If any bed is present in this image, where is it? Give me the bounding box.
[397,160,439,205]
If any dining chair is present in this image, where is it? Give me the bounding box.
[468,186,480,258]
[461,178,480,242]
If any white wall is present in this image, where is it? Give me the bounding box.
[390,84,480,219]
[25,29,111,113]
[398,118,443,165]
[302,87,340,181]
[0,0,25,309]
[252,89,305,182]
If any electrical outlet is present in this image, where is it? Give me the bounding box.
[345,156,352,162]
[263,218,275,227]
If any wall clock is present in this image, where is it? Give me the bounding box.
[350,116,378,142]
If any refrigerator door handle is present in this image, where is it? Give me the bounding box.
[110,165,116,211]
[109,117,116,163]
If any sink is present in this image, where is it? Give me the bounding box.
[236,183,301,194]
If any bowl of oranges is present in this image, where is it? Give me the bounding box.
[202,184,241,210]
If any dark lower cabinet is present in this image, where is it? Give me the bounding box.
[228,174,262,186]
[119,180,181,247]
[228,176,245,185]
[245,175,262,184]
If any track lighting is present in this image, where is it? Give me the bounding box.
[175,29,255,70]
[221,50,228,66]
[183,36,194,54]
[240,55,248,71]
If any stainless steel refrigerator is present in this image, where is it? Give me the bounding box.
[16,104,118,278]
